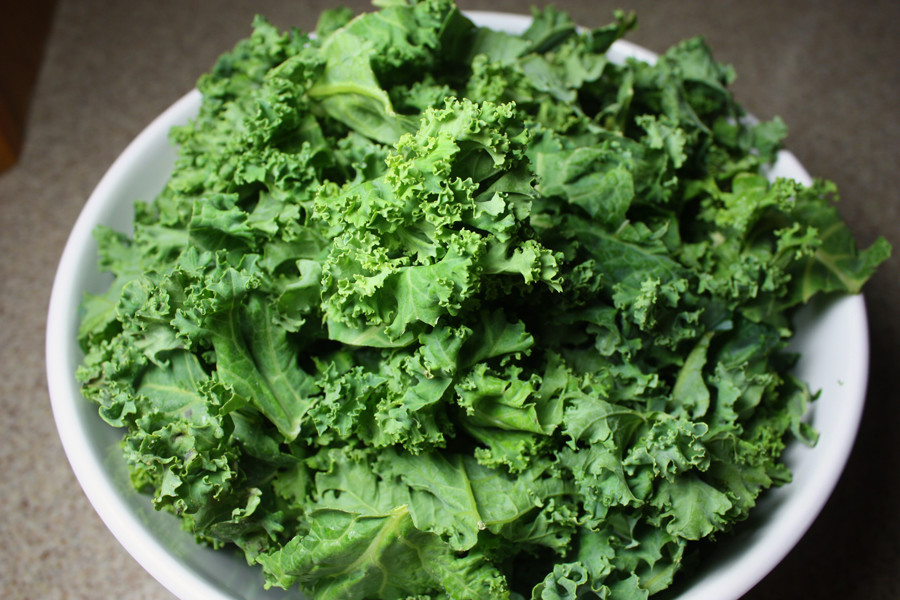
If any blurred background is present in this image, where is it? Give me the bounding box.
[1,0,896,598]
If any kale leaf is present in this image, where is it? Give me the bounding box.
[78,1,890,598]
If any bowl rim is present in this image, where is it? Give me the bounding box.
[45,10,870,600]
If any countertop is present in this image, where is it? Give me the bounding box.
[1,0,897,598]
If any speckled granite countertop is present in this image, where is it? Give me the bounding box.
[1,1,897,598]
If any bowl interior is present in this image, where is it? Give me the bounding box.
[46,11,869,600]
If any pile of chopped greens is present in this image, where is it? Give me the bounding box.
[76,0,890,598]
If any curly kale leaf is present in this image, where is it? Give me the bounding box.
[77,1,889,599]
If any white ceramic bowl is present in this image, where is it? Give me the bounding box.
[46,11,870,600]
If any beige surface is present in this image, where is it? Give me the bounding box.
[1,1,897,598]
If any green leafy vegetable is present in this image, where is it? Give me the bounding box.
[77,0,890,598]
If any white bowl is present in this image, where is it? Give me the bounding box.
[46,11,870,600]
